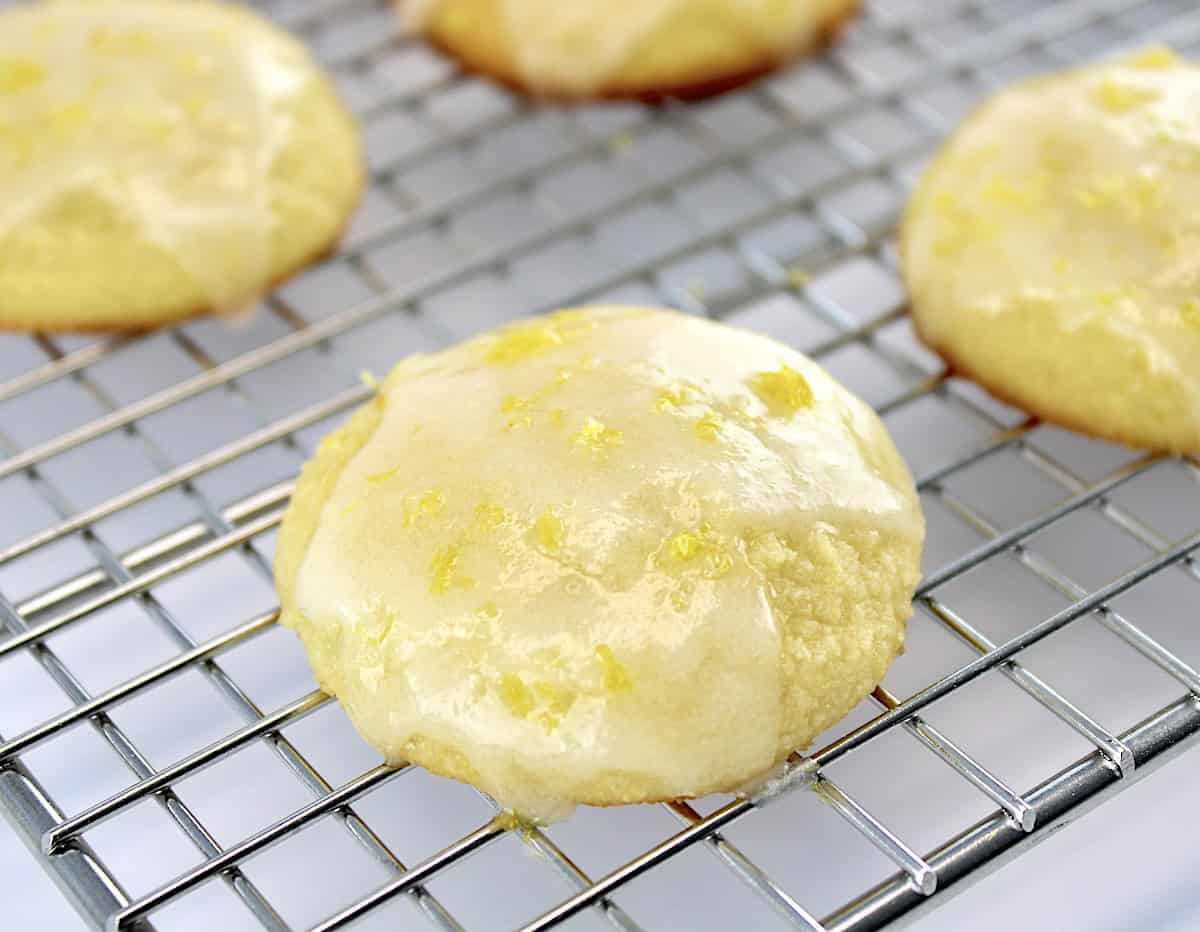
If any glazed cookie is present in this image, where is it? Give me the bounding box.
[901,47,1200,453]
[401,0,859,99]
[0,0,363,331]
[275,306,924,820]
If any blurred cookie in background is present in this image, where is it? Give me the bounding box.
[401,0,858,100]
[901,47,1200,454]
[0,0,363,331]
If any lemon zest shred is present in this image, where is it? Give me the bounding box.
[594,644,632,693]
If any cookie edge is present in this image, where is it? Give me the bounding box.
[898,81,1200,456]
[413,0,860,102]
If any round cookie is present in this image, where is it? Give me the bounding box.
[0,0,363,331]
[401,0,859,100]
[901,47,1200,453]
[275,306,924,820]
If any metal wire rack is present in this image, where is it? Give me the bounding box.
[2,0,1200,929]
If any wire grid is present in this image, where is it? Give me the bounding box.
[1,0,1200,929]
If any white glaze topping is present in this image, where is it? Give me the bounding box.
[903,47,1200,449]
[293,308,922,819]
[0,0,321,306]
[403,0,853,95]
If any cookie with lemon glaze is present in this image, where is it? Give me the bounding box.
[275,306,924,821]
[901,47,1200,453]
[0,0,362,331]
[402,0,858,99]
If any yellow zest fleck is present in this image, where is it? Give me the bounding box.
[50,101,89,135]
[979,175,1040,211]
[1095,287,1131,308]
[484,321,563,364]
[367,464,403,483]
[693,410,723,443]
[750,365,814,415]
[1091,77,1162,113]
[473,501,506,531]
[571,416,623,452]
[533,680,574,714]
[659,526,734,580]
[430,543,471,594]
[655,384,692,413]
[1122,46,1178,69]
[594,645,632,693]
[532,646,566,669]
[532,509,566,551]
[786,266,810,290]
[478,601,501,619]
[180,93,209,120]
[500,393,533,429]
[532,680,575,731]
[1053,256,1071,275]
[413,489,445,520]
[548,407,566,426]
[1182,301,1200,327]
[361,607,397,647]
[498,673,533,718]
[359,369,380,391]
[0,58,46,94]
[933,191,959,215]
[1073,169,1158,215]
[931,191,994,255]
[670,581,695,613]
[665,530,704,562]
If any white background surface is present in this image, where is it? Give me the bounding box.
[6,740,1200,930]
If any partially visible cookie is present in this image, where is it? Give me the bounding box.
[0,0,363,331]
[275,306,924,821]
[402,0,858,100]
[901,47,1200,453]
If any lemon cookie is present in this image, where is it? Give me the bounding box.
[901,47,1200,453]
[275,306,924,820]
[402,0,858,99]
[0,0,363,331]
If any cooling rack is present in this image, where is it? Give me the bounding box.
[2,0,1200,929]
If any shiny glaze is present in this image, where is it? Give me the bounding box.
[402,0,854,96]
[903,47,1200,449]
[0,0,317,306]
[295,307,923,819]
